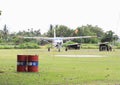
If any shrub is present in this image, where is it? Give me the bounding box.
[18,42,40,49]
[63,41,76,47]
[116,46,120,49]
[0,45,14,49]
[81,44,98,49]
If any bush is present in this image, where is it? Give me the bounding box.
[116,46,120,49]
[116,42,120,46]
[63,41,76,47]
[81,44,98,49]
[18,42,40,49]
[45,44,52,49]
[0,45,14,49]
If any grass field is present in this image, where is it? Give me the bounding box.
[0,49,120,85]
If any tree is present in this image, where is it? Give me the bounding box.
[2,24,9,41]
[101,30,118,43]
[46,25,74,37]
[75,25,104,37]
[74,24,104,43]
[46,24,54,37]
[56,25,74,37]
[34,29,41,36]
[0,30,3,39]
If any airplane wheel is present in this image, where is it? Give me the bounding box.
[58,49,60,52]
[65,48,68,51]
[48,48,50,52]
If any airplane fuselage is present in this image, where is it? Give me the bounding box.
[53,37,63,48]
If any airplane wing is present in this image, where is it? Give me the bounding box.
[23,37,54,40]
[61,36,97,40]
[23,36,96,40]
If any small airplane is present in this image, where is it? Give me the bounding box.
[23,29,96,52]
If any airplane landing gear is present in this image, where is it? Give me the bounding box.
[65,48,68,51]
[58,49,60,52]
[48,48,50,52]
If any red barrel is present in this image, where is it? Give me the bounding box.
[17,55,27,72]
[28,55,38,72]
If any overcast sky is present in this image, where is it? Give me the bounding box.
[0,0,120,35]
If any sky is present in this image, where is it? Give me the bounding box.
[0,0,120,35]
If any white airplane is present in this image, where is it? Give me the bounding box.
[23,29,96,52]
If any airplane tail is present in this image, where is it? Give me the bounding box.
[54,28,56,38]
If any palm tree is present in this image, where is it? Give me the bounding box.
[3,24,9,41]
[101,30,118,43]
[0,30,3,39]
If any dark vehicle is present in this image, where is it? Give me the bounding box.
[99,42,112,51]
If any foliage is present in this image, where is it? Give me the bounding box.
[115,42,120,46]
[46,44,52,48]
[17,42,40,49]
[74,25,104,37]
[115,42,120,49]
[46,25,74,37]
[0,45,14,49]
[81,44,98,49]
[17,28,41,37]
[63,41,76,47]
[73,25,104,43]
[46,24,105,44]
[0,24,119,47]
[101,30,119,43]
[0,24,9,42]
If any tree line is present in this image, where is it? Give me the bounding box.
[0,24,119,45]
[45,24,119,43]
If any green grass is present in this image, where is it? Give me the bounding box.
[0,49,120,85]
